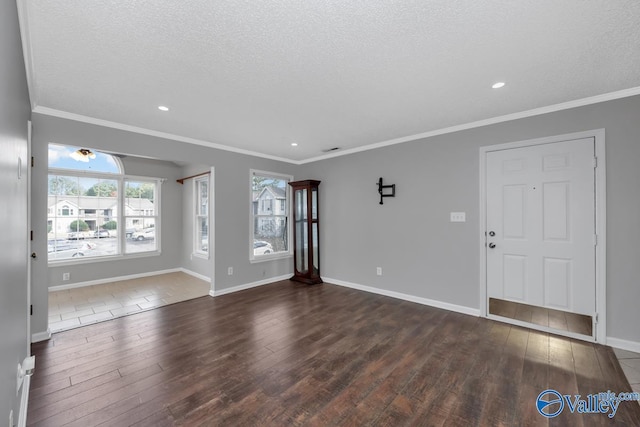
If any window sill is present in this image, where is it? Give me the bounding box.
[192,252,209,260]
[249,252,293,264]
[48,250,161,267]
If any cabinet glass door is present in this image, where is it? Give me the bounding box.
[312,187,318,274]
[295,189,307,274]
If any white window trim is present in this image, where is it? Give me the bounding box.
[249,169,293,263]
[47,165,164,264]
[122,177,162,257]
[193,175,209,259]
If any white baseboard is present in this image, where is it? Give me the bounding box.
[210,274,291,297]
[31,328,51,343]
[324,277,480,317]
[48,268,183,292]
[607,337,640,353]
[180,268,211,283]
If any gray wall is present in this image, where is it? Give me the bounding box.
[0,0,31,420]
[302,95,640,344]
[180,163,213,280]
[31,114,296,337]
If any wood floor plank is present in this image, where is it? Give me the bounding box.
[28,280,640,426]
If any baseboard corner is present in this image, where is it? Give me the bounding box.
[211,274,291,297]
[607,336,640,353]
[31,328,52,343]
[180,267,211,283]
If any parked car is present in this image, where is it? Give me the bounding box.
[94,229,111,238]
[67,231,91,240]
[253,240,273,255]
[126,228,135,239]
[132,228,155,241]
[48,239,95,257]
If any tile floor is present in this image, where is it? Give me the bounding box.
[48,271,210,333]
[614,347,640,396]
[48,274,640,400]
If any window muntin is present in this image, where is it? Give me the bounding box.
[48,175,121,260]
[47,144,161,263]
[194,176,209,255]
[250,170,292,260]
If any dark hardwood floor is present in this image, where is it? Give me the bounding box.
[489,298,593,337]
[29,280,640,426]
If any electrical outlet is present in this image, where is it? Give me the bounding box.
[376,267,382,276]
[450,212,466,222]
[62,272,70,281]
[227,267,233,276]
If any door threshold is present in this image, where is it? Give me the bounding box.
[487,313,596,343]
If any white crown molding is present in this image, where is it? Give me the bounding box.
[299,86,640,164]
[32,87,640,165]
[16,0,37,109]
[32,106,298,164]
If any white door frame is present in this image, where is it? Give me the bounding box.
[209,166,215,296]
[479,129,606,344]
[27,120,32,351]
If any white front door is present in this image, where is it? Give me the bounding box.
[486,137,596,320]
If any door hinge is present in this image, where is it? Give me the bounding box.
[30,305,33,316]
[30,230,33,241]
[593,157,597,168]
[594,313,598,324]
[31,156,34,167]
[593,234,598,246]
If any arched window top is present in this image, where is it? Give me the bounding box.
[48,144,123,174]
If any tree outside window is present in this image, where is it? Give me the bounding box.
[251,170,292,260]
[48,143,161,261]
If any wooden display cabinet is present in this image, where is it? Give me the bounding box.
[289,180,322,284]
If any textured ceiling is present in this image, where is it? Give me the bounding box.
[20,0,640,163]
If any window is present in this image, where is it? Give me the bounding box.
[194,176,209,256]
[124,180,159,254]
[48,143,162,262]
[250,170,292,261]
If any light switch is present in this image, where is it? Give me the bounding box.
[450,212,466,222]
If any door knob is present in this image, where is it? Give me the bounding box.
[31,252,37,259]
[488,243,496,249]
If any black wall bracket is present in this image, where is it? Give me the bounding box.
[377,177,396,205]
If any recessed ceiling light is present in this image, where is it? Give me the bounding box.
[492,82,505,89]
[158,105,169,111]
[291,143,298,147]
